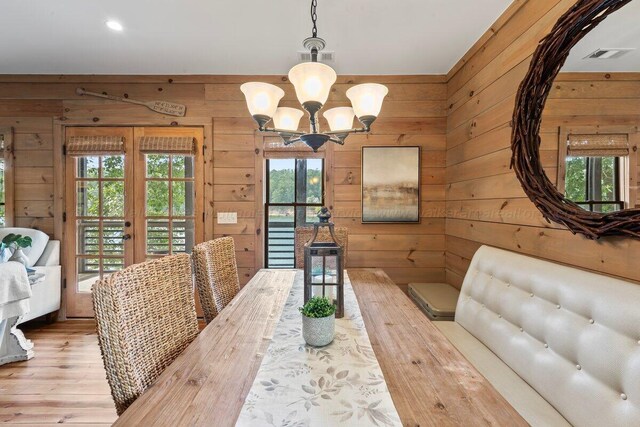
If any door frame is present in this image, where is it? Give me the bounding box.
[55,119,213,319]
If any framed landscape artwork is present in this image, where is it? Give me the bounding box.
[361,146,420,223]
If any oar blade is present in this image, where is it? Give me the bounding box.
[150,101,187,117]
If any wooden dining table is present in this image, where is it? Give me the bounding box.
[114,268,526,426]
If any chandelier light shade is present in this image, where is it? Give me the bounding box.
[240,82,285,123]
[346,83,389,120]
[323,107,355,131]
[273,107,305,131]
[288,62,337,106]
[240,0,387,151]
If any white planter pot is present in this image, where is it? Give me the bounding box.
[302,313,335,347]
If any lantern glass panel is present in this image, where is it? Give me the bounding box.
[311,256,324,283]
[325,285,337,305]
[311,285,326,298]
[324,255,338,284]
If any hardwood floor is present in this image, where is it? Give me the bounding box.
[0,320,117,426]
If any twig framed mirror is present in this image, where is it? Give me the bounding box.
[511,0,639,239]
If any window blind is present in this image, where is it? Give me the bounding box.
[138,136,195,154]
[66,136,125,156]
[567,134,629,157]
[263,136,325,158]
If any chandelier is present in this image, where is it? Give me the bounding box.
[240,0,388,152]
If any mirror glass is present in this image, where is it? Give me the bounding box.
[541,1,640,214]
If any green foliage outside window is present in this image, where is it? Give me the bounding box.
[268,168,322,204]
[565,156,619,213]
[79,155,190,219]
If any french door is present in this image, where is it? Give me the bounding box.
[65,126,204,317]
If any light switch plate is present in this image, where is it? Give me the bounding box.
[217,212,238,224]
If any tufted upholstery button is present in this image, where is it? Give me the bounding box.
[506,283,510,287]
[520,327,524,332]
[621,393,628,401]
[556,304,561,309]
[530,293,534,297]
[498,314,502,318]
[544,343,549,348]
[576,364,581,370]
[589,319,594,324]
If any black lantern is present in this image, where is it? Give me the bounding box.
[303,207,344,318]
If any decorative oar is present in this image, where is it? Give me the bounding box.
[75,87,187,117]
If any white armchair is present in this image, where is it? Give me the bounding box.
[21,240,61,323]
[0,228,61,324]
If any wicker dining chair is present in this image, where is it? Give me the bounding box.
[192,236,241,324]
[92,254,199,415]
[294,226,349,268]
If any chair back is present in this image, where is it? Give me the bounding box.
[294,226,348,268]
[192,236,240,324]
[92,254,199,415]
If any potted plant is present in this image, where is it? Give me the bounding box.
[299,296,336,347]
[1,233,32,266]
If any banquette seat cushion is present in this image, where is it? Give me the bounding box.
[436,245,640,427]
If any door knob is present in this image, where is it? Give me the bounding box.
[121,234,132,241]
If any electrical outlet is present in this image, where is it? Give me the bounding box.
[217,212,238,224]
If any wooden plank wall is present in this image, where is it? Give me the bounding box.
[445,0,640,288]
[0,74,447,290]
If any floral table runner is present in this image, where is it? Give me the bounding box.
[236,271,402,427]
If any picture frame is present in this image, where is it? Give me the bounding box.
[361,146,421,223]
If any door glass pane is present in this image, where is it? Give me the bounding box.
[268,159,295,203]
[146,181,169,216]
[146,154,170,178]
[102,155,124,178]
[267,205,294,268]
[77,157,99,178]
[147,219,170,255]
[172,219,195,253]
[77,257,100,293]
[102,221,125,256]
[172,155,194,178]
[76,181,100,217]
[172,181,194,216]
[102,258,125,275]
[298,158,323,203]
[76,219,100,255]
[102,181,124,217]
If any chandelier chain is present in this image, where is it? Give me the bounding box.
[311,0,318,37]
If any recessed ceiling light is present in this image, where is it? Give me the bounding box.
[106,20,123,32]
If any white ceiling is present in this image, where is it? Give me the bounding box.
[562,1,640,72]
[0,0,512,75]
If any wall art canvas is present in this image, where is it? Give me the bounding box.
[361,146,420,223]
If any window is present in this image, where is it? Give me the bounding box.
[265,158,324,268]
[0,129,14,228]
[0,136,5,227]
[559,131,638,212]
[565,156,623,213]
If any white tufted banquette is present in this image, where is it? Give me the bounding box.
[436,246,640,427]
